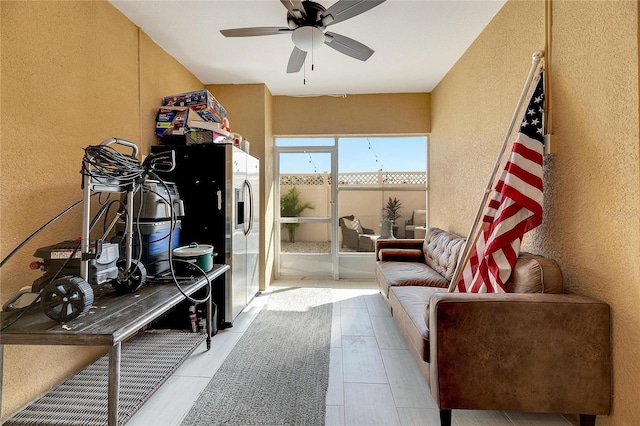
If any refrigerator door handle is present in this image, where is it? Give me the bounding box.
[216,189,222,211]
[244,179,254,236]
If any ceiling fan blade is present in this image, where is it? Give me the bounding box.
[323,31,374,61]
[280,0,306,20]
[220,27,291,37]
[319,0,386,27]
[287,46,307,73]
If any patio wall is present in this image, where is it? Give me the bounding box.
[280,171,427,242]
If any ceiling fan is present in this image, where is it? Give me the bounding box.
[220,0,386,73]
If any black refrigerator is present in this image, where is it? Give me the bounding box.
[151,143,260,329]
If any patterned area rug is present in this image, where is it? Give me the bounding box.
[181,287,333,426]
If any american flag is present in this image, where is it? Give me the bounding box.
[456,70,545,293]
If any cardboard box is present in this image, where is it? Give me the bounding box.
[163,90,227,123]
[157,130,230,146]
[155,106,192,137]
[155,105,224,137]
[190,104,225,124]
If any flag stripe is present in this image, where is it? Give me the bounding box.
[512,137,543,165]
[504,161,542,192]
[456,69,545,294]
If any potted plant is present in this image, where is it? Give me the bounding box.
[280,186,315,243]
[381,197,402,238]
[383,197,402,223]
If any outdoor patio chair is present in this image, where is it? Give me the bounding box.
[339,215,376,250]
[405,209,427,239]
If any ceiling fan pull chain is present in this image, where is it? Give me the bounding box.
[311,30,315,71]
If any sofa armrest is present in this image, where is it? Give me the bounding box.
[378,248,424,262]
[428,292,611,416]
[363,227,375,235]
[375,238,424,260]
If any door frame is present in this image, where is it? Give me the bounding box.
[275,144,338,279]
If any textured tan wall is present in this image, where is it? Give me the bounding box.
[0,1,203,419]
[429,1,545,234]
[139,32,203,152]
[272,93,430,136]
[263,90,275,287]
[206,83,275,288]
[543,2,639,423]
[429,1,639,424]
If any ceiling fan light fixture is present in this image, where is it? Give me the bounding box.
[221,0,387,73]
[291,26,324,52]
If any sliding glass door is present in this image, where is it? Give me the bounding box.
[336,136,428,277]
[275,136,427,279]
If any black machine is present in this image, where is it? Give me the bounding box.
[151,142,260,330]
[2,139,186,323]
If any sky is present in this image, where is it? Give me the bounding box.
[277,136,427,173]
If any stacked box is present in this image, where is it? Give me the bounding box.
[190,104,224,124]
[163,90,227,124]
[155,106,193,137]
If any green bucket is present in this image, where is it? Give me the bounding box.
[173,243,215,274]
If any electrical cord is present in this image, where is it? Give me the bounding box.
[109,166,211,305]
[2,144,213,331]
[0,194,101,269]
[2,198,123,329]
[1,237,82,331]
[2,143,144,327]
[2,141,147,271]
[102,199,125,237]
[81,142,146,187]
[145,172,212,305]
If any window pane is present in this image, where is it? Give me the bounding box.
[337,136,427,253]
[338,137,426,174]
[338,189,426,253]
[279,152,331,175]
[279,152,330,219]
[281,222,331,254]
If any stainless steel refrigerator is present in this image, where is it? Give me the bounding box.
[229,146,260,322]
[151,143,260,328]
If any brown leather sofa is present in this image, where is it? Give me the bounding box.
[374,228,612,426]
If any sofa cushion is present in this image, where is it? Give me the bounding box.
[389,286,447,363]
[506,252,564,294]
[343,217,364,233]
[423,252,565,331]
[376,261,449,298]
[423,228,466,281]
[378,248,423,262]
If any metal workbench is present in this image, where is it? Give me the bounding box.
[0,264,229,426]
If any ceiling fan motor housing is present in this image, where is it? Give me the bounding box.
[287,1,327,30]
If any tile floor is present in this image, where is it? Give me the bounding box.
[127,279,580,426]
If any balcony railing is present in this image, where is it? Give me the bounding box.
[280,171,426,187]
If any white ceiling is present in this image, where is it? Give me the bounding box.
[110,0,506,97]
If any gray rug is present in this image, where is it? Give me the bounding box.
[181,287,333,426]
[5,331,205,426]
